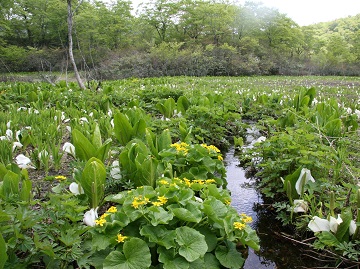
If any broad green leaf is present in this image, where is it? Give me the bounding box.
[203,197,228,222]
[215,242,245,269]
[318,231,340,247]
[114,112,133,146]
[176,227,208,262]
[158,247,189,269]
[196,227,218,252]
[92,233,113,251]
[19,179,32,202]
[165,98,176,118]
[169,202,202,223]
[103,238,151,269]
[95,138,112,162]
[0,163,7,180]
[241,226,260,251]
[72,129,96,161]
[81,158,106,208]
[0,233,7,269]
[2,170,20,197]
[147,206,174,226]
[177,96,190,114]
[336,208,352,242]
[203,253,221,269]
[145,128,158,157]
[283,166,302,200]
[140,225,176,249]
[132,119,147,139]
[158,129,172,152]
[92,123,102,150]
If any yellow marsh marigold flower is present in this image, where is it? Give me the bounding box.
[240,213,253,223]
[205,179,216,184]
[152,201,162,207]
[224,199,231,205]
[217,155,223,161]
[208,145,220,153]
[55,175,67,181]
[107,206,117,213]
[132,196,149,209]
[171,142,189,155]
[116,234,128,243]
[158,196,168,204]
[183,178,192,187]
[159,179,169,185]
[100,213,109,219]
[193,179,205,185]
[233,222,246,230]
[95,218,106,226]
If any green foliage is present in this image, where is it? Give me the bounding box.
[113,108,147,146]
[72,124,112,162]
[94,178,259,268]
[81,157,107,209]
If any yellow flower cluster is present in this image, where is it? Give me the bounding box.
[55,175,67,181]
[116,233,128,243]
[171,142,189,155]
[240,213,253,223]
[169,177,217,188]
[107,206,117,213]
[132,195,150,209]
[233,214,252,231]
[233,221,246,230]
[95,218,106,226]
[201,143,221,153]
[152,195,168,207]
[95,206,118,226]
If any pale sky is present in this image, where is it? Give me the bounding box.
[243,0,360,26]
[111,0,360,26]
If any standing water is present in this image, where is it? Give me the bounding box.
[225,126,324,268]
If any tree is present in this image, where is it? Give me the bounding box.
[141,0,180,42]
[67,0,85,89]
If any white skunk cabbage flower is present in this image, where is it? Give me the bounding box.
[295,168,315,196]
[329,215,343,233]
[293,199,308,213]
[110,160,121,180]
[83,208,98,227]
[308,216,330,233]
[308,215,343,233]
[349,220,357,236]
[69,182,83,195]
[15,154,35,169]
[12,142,23,151]
[63,142,76,157]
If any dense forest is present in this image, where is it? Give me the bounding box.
[1,0,360,79]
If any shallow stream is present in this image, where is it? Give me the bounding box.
[225,126,325,268]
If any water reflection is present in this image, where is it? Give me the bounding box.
[225,146,324,269]
[225,146,277,269]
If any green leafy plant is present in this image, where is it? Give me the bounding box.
[90,178,259,268]
[113,108,147,146]
[72,123,112,162]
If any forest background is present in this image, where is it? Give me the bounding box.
[1,0,360,79]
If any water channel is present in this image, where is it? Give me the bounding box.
[225,126,325,269]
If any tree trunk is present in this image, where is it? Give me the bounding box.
[67,0,85,90]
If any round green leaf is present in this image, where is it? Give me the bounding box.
[176,227,208,262]
[215,242,245,269]
[103,238,151,269]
